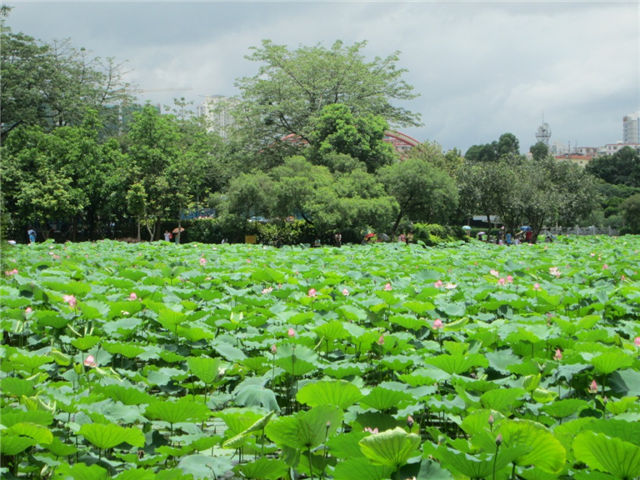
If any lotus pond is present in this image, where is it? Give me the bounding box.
[1,236,640,480]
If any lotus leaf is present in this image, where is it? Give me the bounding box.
[79,423,145,449]
[359,426,421,468]
[573,431,640,479]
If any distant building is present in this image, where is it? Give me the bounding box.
[623,112,640,144]
[553,153,592,168]
[535,121,552,147]
[598,142,640,156]
[383,130,420,155]
[280,129,420,156]
[198,95,239,138]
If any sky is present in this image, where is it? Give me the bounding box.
[6,0,640,152]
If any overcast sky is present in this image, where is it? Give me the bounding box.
[7,1,640,152]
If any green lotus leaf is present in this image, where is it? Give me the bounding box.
[0,409,53,427]
[35,310,69,328]
[79,423,145,449]
[589,419,640,446]
[145,398,210,424]
[98,384,154,406]
[591,351,634,375]
[425,353,488,375]
[72,335,101,351]
[216,408,267,437]
[360,386,414,411]
[0,434,36,455]
[54,462,109,480]
[435,445,521,478]
[187,356,221,384]
[333,457,395,480]
[605,396,639,415]
[389,314,426,331]
[9,422,53,445]
[404,300,435,315]
[500,419,566,473]
[327,430,368,459]
[297,380,363,409]
[573,431,640,479]
[46,436,77,457]
[541,399,590,418]
[266,405,343,450]
[315,320,350,342]
[177,454,234,480]
[1,377,35,397]
[609,369,640,396]
[234,457,289,480]
[222,411,275,448]
[358,426,421,468]
[480,388,526,414]
[103,342,146,358]
[397,366,449,386]
[213,342,247,361]
[114,468,156,480]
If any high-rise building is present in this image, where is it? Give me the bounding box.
[198,95,239,138]
[623,112,640,144]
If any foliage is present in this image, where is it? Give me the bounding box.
[586,147,640,188]
[379,157,458,234]
[2,236,639,477]
[307,104,396,173]
[233,39,420,156]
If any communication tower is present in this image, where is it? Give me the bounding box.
[535,121,552,147]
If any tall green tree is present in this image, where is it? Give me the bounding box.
[0,23,131,136]
[234,40,420,154]
[307,104,396,173]
[379,157,458,234]
[586,147,640,187]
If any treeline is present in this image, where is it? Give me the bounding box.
[1,17,638,245]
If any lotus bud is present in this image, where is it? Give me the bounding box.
[495,433,502,446]
[407,415,414,428]
[488,414,494,426]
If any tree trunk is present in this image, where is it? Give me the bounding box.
[391,210,404,236]
[136,219,141,242]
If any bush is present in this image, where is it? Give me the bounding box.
[412,223,464,246]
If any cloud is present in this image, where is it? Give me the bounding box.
[8,1,639,151]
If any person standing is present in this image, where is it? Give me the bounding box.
[27,228,36,244]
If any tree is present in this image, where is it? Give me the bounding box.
[379,157,458,234]
[234,40,420,152]
[0,24,131,136]
[586,147,640,187]
[307,104,396,173]
[529,141,550,162]
[620,193,640,233]
[496,133,520,158]
[405,141,464,178]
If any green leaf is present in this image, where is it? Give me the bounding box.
[223,411,275,449]
[0,377,35,397]
[333,457,395,480]
[187,356,221,384]
[591,351,634,375]
[79,423,145,449]
[500,419,566,473]
[297,380,363,409]
[360,386,414,411]
[55,462,109,480]
[71,335,101,351]
[0,434,36,455]
[480,388,526,414]
[573,431,640,479]
[145,398,210,424]
[9,422,53,445]
[541,399,590,418]
[425,353,488,375]
[266,405,343,450]
[359,427,421,468]
[177,454,234,480]
[234,457,289,480]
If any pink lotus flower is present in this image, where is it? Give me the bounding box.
[506,275,513,283]
[262,287,273,294]
[199,257,207,266]
[434,280,443,288]
[621,275,626,282]
[445,282,457,289]
[63,295,77,308]
[490,269,499,277]
[384,282,392,291]
[589,380,598,393]
[363,427,379,434]
[498,278,506,286]
[549,267,561,278]
[270,344,277,354]
[4,268,18,276]
[533,283,541,291]
[433,318,443,329]
[25,307,33,315]
[554,348,563,361]
[634,336,640,347]
[342,288,349,296]
[84,355,97,368]
[129,292,137,301]
[602,264,609,270]
[590,252,595,257]
[377,335,385,345]
[308,288,317,297]
[287,328,295,337]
